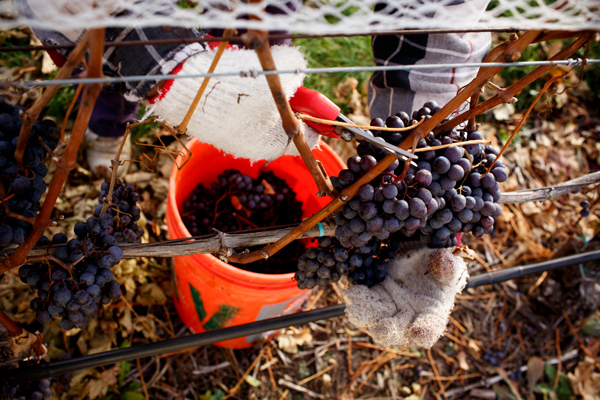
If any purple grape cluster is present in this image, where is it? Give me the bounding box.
[0,354,72,400]
[295,101,508,288]
[0,378,52,400]
[181,169,305,274]
[0,103,57,250]
[295,236,394,288]
[18,180,143,330]
[182,169,303,235]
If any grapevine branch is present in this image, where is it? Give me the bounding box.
[435,35,591,134]
[0,169,598,263]
[497,171,600,204]
[14,32,91,167]
[243,30,335,198]
[0,29,106,275]
[467,36,515,131]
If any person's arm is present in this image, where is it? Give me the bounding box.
[368,0,491,119]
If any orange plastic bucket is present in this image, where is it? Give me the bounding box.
[166,138,345,348]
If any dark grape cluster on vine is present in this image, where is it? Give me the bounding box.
[295,236,394,289]
[295,101,508,289]
[0,103,56,250]
[0,378,52,400]
[0,354,71,400]
[181,169,305,274]
[19,180,143,330]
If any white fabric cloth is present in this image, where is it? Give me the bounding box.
[150,45,321,162]
[343,247,468,349]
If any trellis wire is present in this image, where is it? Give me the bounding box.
[18,59,600,88]
[0,28,522,53]
[3,248,600,385]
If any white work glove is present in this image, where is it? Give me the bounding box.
[150,46,321,162]
[343,247,468,349]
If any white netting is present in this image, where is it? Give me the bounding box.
[0,0,598,32]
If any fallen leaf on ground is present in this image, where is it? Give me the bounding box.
[276,327,312,354]
[567,357,600,400]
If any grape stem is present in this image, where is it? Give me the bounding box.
[101,118,194,217]
[0,182,35,224]
[415,139,491,153]
[295,113,426,132]
[59,84,84,145]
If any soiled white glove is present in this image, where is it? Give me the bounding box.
[343,247,468,349]
[150,45,321,162]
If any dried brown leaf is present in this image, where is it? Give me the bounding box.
[137,282,167,305]
[101,363,120,386]
[276,327,312,354]
[527,357,544,394]
[567,357,600,400]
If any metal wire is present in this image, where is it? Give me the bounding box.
[0,27,522,53]
[3,248,600,385]
[16,58,599,88]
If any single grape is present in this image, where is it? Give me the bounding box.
[414,170,433,187]
[451,195,467,212]
[444,147,462,163]
[458,208,474,223]
[358,184,375,202]
[409,198,427,218]
[394,200,410,220]
[481,173,496,189]
[360,155,377,172]
[492,167,508,182]
[359,202,377,221]
[382,183,398,199]
[447,165,464,181]
[433,157,451,174]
